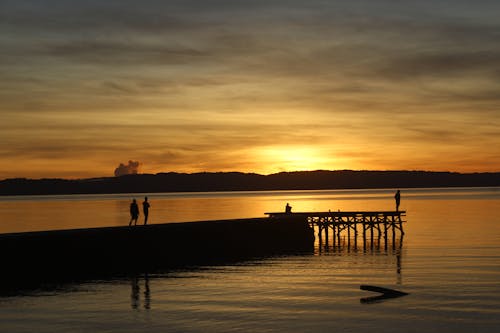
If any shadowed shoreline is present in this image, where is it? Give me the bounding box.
[1,170,499,196]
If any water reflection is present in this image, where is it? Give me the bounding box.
[397,253,402,285]
[131,273,151,310]
[316,234,404,254]
[316,233,405,287]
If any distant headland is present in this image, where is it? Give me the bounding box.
[0,170,499,196]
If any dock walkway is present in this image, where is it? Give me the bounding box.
[265,211,406,248]
[0,218,314,292]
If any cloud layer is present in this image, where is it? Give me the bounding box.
[1,0,499,178]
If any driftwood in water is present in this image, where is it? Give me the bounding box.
[360,285,409,304]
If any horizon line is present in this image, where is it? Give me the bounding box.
[2,169,499,182]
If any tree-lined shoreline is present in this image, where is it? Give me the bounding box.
[1,170,498,196]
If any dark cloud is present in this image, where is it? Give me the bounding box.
[3,1,500,87]
[44,40,207,65]
[375,51,500,79]
[0,1,215,33]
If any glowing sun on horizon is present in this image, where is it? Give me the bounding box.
[256,146,334,173]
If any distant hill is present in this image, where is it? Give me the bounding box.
[0,170,499,196]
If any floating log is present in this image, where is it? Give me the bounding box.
[360,284,409,303]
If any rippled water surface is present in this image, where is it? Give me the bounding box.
[1,187,499,332]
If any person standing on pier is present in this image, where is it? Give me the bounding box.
[285,203,292,214]
[129,199,139,226]
[394,190,401,211]
[142,196,150,225]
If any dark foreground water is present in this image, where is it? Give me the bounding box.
[0,187,499,332]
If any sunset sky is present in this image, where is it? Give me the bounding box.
[1,0,499,179]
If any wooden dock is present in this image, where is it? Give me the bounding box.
[265,211,406,249]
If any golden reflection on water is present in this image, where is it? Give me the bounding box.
[0,188,499,249]
[0,199,127,233]
[0,188,499,333]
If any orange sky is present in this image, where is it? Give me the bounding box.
[1,1,499,179]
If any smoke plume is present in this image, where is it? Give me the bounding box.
[114,160,141,177]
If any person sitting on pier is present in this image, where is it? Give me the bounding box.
[285,203,292,214]
[129,199,139,226]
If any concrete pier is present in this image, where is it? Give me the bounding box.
[0,217,314,292]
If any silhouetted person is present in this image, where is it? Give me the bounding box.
[129,199,139,226]
[143,196,150,225]
[285,203,292,214]
[394,190,401,211]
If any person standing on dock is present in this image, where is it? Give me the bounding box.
[285,203,292,214]
[129,199,139,226]
[143,196,150,225]
[394,190,401,211]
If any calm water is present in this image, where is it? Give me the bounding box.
[1,187,499,332]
